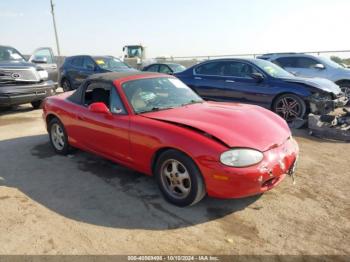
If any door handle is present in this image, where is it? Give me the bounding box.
[225,80,235,83]
[194,76,202,80]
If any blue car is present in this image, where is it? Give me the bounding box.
[175,58,346,123]
[59,55,136,91]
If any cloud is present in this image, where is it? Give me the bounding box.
[0,11,24,18]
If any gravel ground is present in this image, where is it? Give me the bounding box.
[0,104,349,256]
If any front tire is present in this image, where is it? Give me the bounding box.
[61,78,72,92]
[48,118,70,155]
[155,150,206,207]
[273,94,307,123]
[337,80,350,101]
[31,100,42,109]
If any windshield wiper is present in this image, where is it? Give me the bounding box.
[137,106,175,114]
[181,100,203,106]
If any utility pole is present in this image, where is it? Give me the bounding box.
[50,0,61,56]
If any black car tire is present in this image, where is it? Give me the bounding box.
[155,149,206,207]
[337,80,350,101]
[31,100,42,109]
[48,118,70,155]
[61,78,72,92]
[273,94,307,123]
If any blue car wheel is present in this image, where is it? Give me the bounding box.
[273,94,307,122]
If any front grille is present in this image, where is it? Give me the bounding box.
[0,68,40,83]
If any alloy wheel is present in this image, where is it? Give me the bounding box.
[275,96,303,122]
[160,159,192,200]
[50,123,65,150]
[62,79,71,92]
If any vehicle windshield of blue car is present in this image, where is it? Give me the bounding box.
[122,77,203,114]
[93,56,130,71]
[317,56,343,69]
[0,46,25,62]
[254,59,294,78]
[169,64,186,73]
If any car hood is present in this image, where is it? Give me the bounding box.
[142,102,291,152]
[281,76,341,95]
[0,60,37,69]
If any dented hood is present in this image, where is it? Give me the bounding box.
[142,102,291,152]
[281,76,341,95]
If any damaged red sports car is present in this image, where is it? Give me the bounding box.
[42,72,299,206]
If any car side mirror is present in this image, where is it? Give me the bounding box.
[251,73,264,82]
[88,102,111,115]
[313,64,325,70]
[31,56,47,64]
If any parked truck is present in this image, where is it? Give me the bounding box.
[122,44,146,69]
[0,45,58,109]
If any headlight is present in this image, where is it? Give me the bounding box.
[220,149,263,167]
[37,70,48,80]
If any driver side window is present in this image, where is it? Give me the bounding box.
[159,65,172,74]
[223,61,258,78]
[84,82,126,115]
[145,64,159,72]
[83,57,96,71]
[32,48,54,64]
[295,57,319,68]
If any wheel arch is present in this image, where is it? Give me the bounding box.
[45,113,61,131]
[150,147,201,177]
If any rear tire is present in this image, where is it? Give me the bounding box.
[61,78,72,92]
[155,149,206,207]
[31,100,42,109]
[337,80,350,101]
[273,94,307,123]
[48,118,70,155]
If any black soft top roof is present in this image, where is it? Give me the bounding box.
[67,71,164,104]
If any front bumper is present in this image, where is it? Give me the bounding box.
[0,80,55,107]
[309,93,348,115]
[199,137,299,199]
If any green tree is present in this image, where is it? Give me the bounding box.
[330,56,343,64]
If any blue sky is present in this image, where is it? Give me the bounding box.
[1,0,349,58]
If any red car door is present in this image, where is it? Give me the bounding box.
[74,82,131,163]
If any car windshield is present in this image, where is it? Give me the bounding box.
[0,46,25,62]
[253,59,294,78]
[168,64,186,73]
[93,56,130,71]
[122,77,203,114]
[317,56,343,69]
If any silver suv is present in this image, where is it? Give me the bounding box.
[258,53,350,97]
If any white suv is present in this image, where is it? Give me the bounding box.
[258,53,350,97]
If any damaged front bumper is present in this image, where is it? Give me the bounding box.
[308,110,350,142]
[309,92,348,115]
[308,92,350,141]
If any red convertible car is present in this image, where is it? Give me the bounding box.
[42,72,299,206]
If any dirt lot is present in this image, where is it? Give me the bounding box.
[0,104,349,256]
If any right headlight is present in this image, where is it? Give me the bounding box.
[220,148,264,167]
